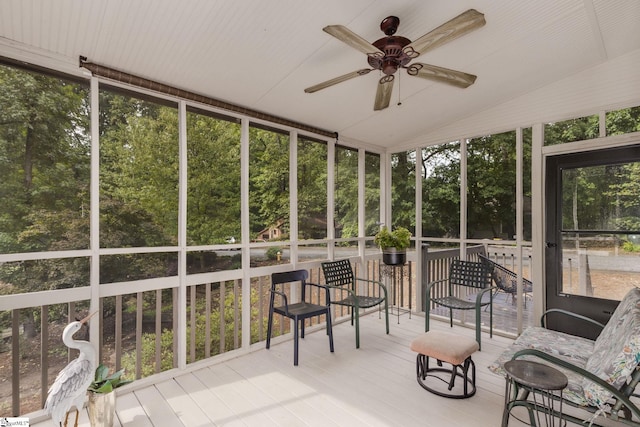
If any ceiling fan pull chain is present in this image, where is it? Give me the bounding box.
[397,72,402,107]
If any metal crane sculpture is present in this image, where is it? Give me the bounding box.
[44,312,97,427]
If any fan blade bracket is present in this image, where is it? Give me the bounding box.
[379,75,394,84]
[367,52,384,70]
[406,63,477,88]
[401,46,420,60]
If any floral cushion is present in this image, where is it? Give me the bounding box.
[488,326,594,406]
[582,288,640,407]
[489,287,640,408]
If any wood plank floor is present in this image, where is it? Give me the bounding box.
[27,313,619,427]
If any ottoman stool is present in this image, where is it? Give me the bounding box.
[410,330,479,399]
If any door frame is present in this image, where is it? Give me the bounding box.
[544,143,640,338]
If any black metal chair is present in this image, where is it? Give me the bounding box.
[424,259,495,350]
[321,259,389,348]
[266,269,334,366]
[478,253,533,307]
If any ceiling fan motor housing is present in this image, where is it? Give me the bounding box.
[370,35,412,75]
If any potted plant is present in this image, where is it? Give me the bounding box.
[87,364,132,427]
[374,226,412,265]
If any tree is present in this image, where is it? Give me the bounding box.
[391,151,416,233]
[297,138,327,239]
[249,126,290,238]
[421,143,461,238]
[186,110,241,244]
[334,146,359,238]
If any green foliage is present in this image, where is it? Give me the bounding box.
[374,226,411,250]
[421,142,462,238]
[120,287,266,376]
[297,137,328,239]
[606,107,640,136]
[249,126,290,238]
[334,146,359,238]
[266,246,283,260]
[622,240,640,253]
[186,111,241,244]
[121,329,175,377]
[391,151,416,232]
[545,115,600,145]
[88,364,133,393]
[0,64,90,289]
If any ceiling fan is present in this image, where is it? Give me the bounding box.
[304,9,486,111]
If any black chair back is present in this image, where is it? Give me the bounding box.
[449,260,492,290]
[272,269,309,298]
[322,259,354,289]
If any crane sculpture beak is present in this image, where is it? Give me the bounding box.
[80,311,98,324]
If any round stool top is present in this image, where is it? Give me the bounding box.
[504,360,568,391]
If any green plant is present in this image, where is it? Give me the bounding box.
[374,226,411,250]
[266,246,283,260]
[623,240,640,253]
[88,364,133,393]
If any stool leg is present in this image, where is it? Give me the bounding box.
[462,359,469,396]
[448,365,458,391]
[466,357,476,398]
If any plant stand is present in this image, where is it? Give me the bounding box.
[379,262,411,323]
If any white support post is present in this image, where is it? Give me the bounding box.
[358,148,366,260]
[381,151,390,229]
[177,100,188,369]
[240,118,251,349]
[89,76,100,349]
[327,139,335,260]
[515,127,524,335]
[531,123,545,323]
[415,148,423,312]
[460,138,468,258]
[290,131,299,267]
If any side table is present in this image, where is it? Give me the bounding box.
[502,359,568,427]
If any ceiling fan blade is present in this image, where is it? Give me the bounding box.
[407,63,477,88]
[304,69,372,93]
[404,9,485,57]
[323,25,383,55]
[374,75,394,111]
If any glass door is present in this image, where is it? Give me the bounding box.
[545,145,640,339]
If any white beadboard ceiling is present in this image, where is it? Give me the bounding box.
[1,0,640,149]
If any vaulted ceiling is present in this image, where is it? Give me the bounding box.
[1,0,640,149]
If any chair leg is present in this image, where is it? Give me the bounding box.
[266,309,274,349]
[425,306,431,332]
[327,311,334,353]
[475,305,482,351]
[384,298,390,334]
[293,317,299,366]
[489,295,494,339]
[354,310,360,349]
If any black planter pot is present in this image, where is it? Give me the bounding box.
[382,248,406,266]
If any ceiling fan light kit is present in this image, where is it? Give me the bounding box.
[305,9,485,111]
